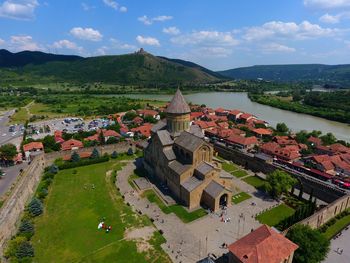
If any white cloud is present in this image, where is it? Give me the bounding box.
[319,12,350,23]
[70,27,103,41]
[136,35,160,46]
[171,31,239,46]
[0,38,5,45]
[119,6,127,12]
[110,38,137,50]
[52,39,83,53]
[304,0,350,9]
[262,43,296,53]
[102,0,126,12]
[243,20,339,41]
[10,35,42,51]
[81,3,95,11]
[103,0,118,10]
[138,15,173,25]
[196,47,233,58]
[163,26,180,35]
[319,13,341,23]
[0,0,39,20]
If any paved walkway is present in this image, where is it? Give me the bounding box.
[116,162,278,262]
[323,227,350,263]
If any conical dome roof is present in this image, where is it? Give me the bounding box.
[166,89,191,114]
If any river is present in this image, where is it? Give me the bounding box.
[121,92,350,142]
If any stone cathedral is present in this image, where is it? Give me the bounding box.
[143,89,233,212]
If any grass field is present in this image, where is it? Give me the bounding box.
[222,162,238,173]
[323,214,350,240]
[256,204,295,227]
[142,189,207,223]
[232,192,251,204]
[232,170,248,178]
[9,107,30,124]
[243,176,266,189]
[31,161,170,263]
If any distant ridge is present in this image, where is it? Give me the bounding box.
[0,49,223,85]
[218,64,350,85]
[0,49,82,67]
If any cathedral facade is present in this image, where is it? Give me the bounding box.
[143,89,233,212]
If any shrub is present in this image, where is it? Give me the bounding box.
[27,198,43,217]
[91,148,100,159]
[48,164,59,174]
[18,220,34,239]
[127,148,133,156]
[111,151,118,159]
[37,188,48,200]
[57,155,110,170]
[71,152,80,162]
[5,236,27,258]
[15,241,34,259]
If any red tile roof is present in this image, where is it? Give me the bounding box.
[61,139,84,151]
[190,112,204,120]
[253,128,273,136]
[329,143,350,154]
[102,129,121,137]
[193,120,217,130]
[228,225,298,263]
[226,135,258,146]
[261,142,301,161]
[131,123,152,138]
[240,113,254,120]
[63,151,92,161]
[228,109,242,116]
[307,136,322,146]
[137,109,158,117]
[133,116,144,124]
[23,142,44,152]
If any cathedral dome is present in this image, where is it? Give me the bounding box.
[165,89,191,114]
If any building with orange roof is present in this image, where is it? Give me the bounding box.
[23,142,44,161]
[190,112,204,121]
[61,139,84,151]
[131,123,152,138]
[261,142,301,162]
[225,135,258,150]
[253,128,273,138]
[228,224,298,263]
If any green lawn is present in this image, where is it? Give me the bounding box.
[142,190,207,223]
[31,161,170,263]
[232,192,251,204]
[222,162,238,173]
[323,214,350,240]
[232,170,248,178]
[9,107,29,124]
[256,204,295,227]
[243,176,266,189]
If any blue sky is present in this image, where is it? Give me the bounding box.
[1,0,350,70]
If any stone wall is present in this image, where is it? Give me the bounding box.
[214,144,345,203]
[0,155,46,254]
[0,141,136,256]
[297,194,350,229]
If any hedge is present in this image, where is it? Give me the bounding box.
[57,155,110,170]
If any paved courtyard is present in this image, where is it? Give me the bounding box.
[116,160,278,263]
[323,227,350,263]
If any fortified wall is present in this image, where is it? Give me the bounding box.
[214,144,345,203]
[0,142,136,255]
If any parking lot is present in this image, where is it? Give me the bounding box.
[28,117,116,140]
[0,110,24,145]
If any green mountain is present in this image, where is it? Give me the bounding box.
[0,49,81,67]
[0,49,222,85]
[218,64,350,86]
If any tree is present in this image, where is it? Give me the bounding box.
[91,148,100,159]
[49,164,59,174]
[18,220,34,239]
[43,135,61,152]
[106,136,118,145]
[111,151,118,159]
[98,131,105,145]
[320,132,337,145]
[27,198,43,217]
[264,170,297,199]
[15,241,34,258]
[295,130,309,144]
[286,224,330,263]
[276,123,289,134]
[71,152,80,162]
[0,143,17,161]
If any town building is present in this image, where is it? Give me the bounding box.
[227,225,298,263]
[23,142,44,161]
[61,139,84,151]
[144,89,234,212]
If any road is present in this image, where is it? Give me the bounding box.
[323,227,350,263]
[0,110,23,145]
[0,163,27,197]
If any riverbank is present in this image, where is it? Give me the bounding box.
[248,93,350,125]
